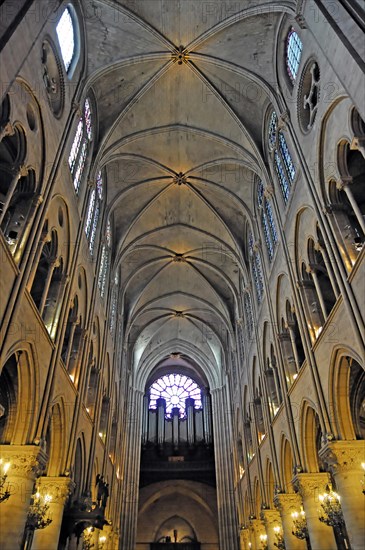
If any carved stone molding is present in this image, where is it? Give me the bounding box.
[0,445,47,478]
[319,440,365,474]
[37,476,75,503]
[293,472,332,499]
[274,492,302,513]
[261,508,281,527]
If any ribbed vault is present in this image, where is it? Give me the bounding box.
[83,0,296,386]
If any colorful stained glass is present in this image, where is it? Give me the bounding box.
[262,210,274,261]
[56,8,75,72]
[68,119,83,171]
[89,200,100,255]
[266,201,278,244]
[286,29,303,82]
[73,139,87,192]
[96,170,103,199]
[279,132,296,182]
[149,374,202,418]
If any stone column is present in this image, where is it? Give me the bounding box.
[320,440,365,550]
[240,526,250,550]
[274,493,306,550]
[0,445,46,550]
[249,518,265,550]
[32,476,73,550]
[293,472,337,550]
[211,386,240,550]
[261,509,282,550]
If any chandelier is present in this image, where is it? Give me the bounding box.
[260,533,268,549]
[318,486,344,528]
[273,525,286,549]
[0,459,11,503]
[26,491,53,530]
[82,527,95,550]
[291,508,308,540]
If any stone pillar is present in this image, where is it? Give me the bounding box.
[320,440,365,550]
[0,445,46,550]
[293,472,337,550]
[211,386,240,550]
[261,509,282,550]
[31,476,73,550]
[240,527,250,550]
[249,518,265,549]
[274,493,306,550]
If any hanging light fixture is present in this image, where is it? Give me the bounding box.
[318,485,344,528]
[26,491,53,530]
[273,525,286,549]
[0,459,11,503]
[291,508,308,540]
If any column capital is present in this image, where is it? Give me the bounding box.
[292,472,332,498]
[319,440,365,474]
[274,492,302,513]
[0,444,47,478]
[37,476,74,503]
[261,508,281,527]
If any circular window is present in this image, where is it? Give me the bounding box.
[298,60,320,133]
[149,373,202,418]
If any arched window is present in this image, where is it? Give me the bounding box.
[149,374,202,418]
[98,219,111,298]
[268,111,296,204]
[85,170,103,255]
[243,291,254,337]
[68,98,92,193]
[257,180,278,261]
[286,28,303,82]
[56,7,76,72]
[109,271,119,333]
[248,231,264,303]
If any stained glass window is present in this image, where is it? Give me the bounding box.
[268,110,296,204]
[279,132,296,182]
[110,272,119,332]
[69,98,92,193]
[268,111,277,151]
[56,8,75,72]
[248,231,264,303]
[85,171,103,255]
[244,292,254,336]
[286,29,303,82]
[274,152,290,204]
[257,180,278,261]
[98,217,111,298]
[149,374,202,418]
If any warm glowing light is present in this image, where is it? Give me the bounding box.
[315,326,323,338]
[273,526,280,534]
[260,534,268,542]
[36,492,40,500]
[293,373,298,380]
[44,494,52,503]
[99,432,103,438]
[361,462,365,470]
[99,536,107,543]
[86,408,90,413]
[2,462,10,474]
[69,374,74,382]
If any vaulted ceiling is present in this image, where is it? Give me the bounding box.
[84,0,296,387]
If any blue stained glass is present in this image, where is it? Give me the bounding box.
[85,189,95,238]
[262,210,274,261]
[149,374,202,418]
[286,29,303,82]
[274,152,290,203]
[266,201,278,244]
[257,180,264,207]
[279,132,296,182]
[243,293,253,336]
[268,111,278,150]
